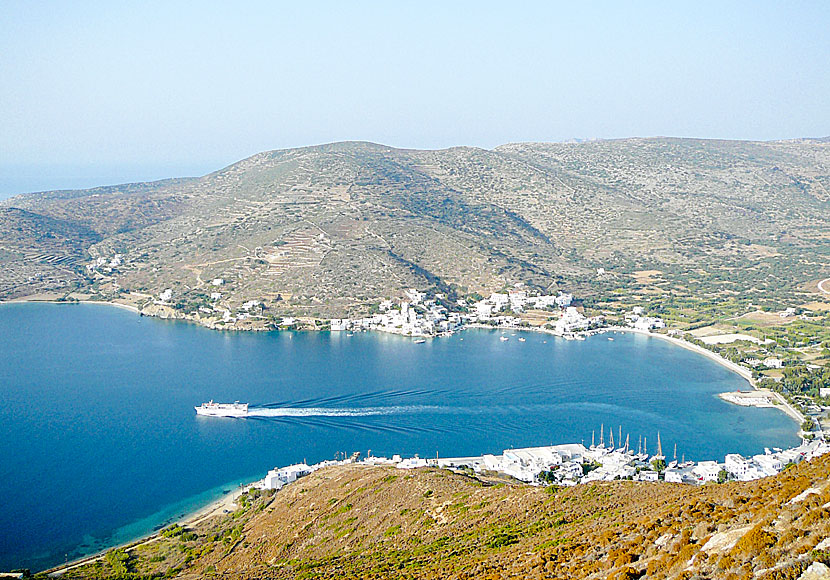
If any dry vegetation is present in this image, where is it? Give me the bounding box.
[1,138,828,323]
[58,454,830,580]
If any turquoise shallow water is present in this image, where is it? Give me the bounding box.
[0,303,799,570]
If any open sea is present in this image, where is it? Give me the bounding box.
[0,303,800,571]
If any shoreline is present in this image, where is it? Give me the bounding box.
[466,323,806,427]
[2,297,807,427]
[600,327,806,426]
[3,299,808,574]
[42,484,249,576]
[1,297,141,315]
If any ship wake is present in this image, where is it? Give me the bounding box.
[247,405,439,418]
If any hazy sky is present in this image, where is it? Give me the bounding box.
[1,1,829,196]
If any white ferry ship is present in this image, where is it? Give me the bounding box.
[195,400,249,417]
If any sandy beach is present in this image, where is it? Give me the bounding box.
[2,296,142,315]
[42,484,250,576]
[599,327,805,426]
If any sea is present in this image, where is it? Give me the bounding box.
[0,302,800,571]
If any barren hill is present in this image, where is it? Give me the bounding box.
[62,454,830,579]
[2,138,828,319]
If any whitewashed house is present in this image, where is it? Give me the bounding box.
[693,461,721,483]
[260,463,311,490]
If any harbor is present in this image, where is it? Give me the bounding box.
[0,303,803,571]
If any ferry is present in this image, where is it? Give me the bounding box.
[195,400,249,418]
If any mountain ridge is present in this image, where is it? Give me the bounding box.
[1,137,828,325]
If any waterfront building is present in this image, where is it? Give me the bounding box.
[693,461,721,482]
[259,463,311,490]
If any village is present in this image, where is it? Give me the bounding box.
[327,288,663,339]
[250,434,830,495]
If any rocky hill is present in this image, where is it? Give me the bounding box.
[1,139,828,320]
[60,454,830,579]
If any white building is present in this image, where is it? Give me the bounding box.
[553,307,589,335]
[693,461,721,483]
[752,454,783,477]
[638,470,659,482]
[397,456,429,469]
[405,289,426,305]
[259,463,311,490]
[724,454,751,479]
[633,316,666,331]
[555,293,573,309]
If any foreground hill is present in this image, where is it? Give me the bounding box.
[1,138,828,321]
[61,454,830,579]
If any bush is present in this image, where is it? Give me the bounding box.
[731,524,776,559]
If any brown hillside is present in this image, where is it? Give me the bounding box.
[67,454,830,580]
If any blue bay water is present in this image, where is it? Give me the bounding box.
[0,303,799,570]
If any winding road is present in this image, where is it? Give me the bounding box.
[819,278,830,296]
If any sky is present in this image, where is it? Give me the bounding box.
[1,1,829,197]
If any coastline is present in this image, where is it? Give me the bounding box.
[1,296,141,315]
[466,323,805,426]
[2,297,807,427]
[3,299,808,573]
[599,327,806,427]
[42,484,250,576]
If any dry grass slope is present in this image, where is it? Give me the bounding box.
[1,138,827,321]
[63,454,830,580]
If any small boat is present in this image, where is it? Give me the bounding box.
[413,338,426,344]
[518,337,526,342]
[608,337,614,341]
[500,336,509,342]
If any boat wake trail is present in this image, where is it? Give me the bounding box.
[248,405,441,418]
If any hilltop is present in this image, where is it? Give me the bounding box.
[1,138,828,324]
[58,454,830,579]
